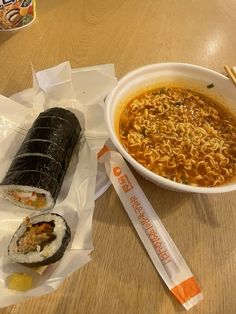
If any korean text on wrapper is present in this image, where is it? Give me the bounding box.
[99,148,203,310]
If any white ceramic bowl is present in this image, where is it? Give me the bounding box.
[105,63,236,193]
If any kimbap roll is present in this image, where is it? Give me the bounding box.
[0,107,81,210]
[8,213,71,267]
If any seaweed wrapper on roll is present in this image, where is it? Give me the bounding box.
[39,107,79,132]
[32,117,74,138]
[25,127,78,151]
[7,155,63,181]
[16,140,68,167]
[8,213,71,267]
[0,107,81,211]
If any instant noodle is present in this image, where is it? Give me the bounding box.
[0,0,36,31]
[119,87,236,187]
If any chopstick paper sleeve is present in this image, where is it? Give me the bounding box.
[99,148,203,310]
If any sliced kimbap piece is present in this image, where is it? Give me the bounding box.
[39,107,80,132]
[22,128,79,172]
[31,116,72,137]
[24,127,74,149]
[6,155,63,181]
[0,170,58,210]
[8,213,71,267]
[16,140,68,169]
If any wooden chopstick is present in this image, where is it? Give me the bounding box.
[224,65,236,87]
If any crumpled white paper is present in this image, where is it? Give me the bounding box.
[0,62,117,307]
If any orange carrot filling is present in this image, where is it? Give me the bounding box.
[8,190,46,208]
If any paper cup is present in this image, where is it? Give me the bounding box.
[105,63,236,193]
[0,0,36,31]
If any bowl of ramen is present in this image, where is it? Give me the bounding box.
[105,63,236,193]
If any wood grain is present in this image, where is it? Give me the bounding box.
[0,0,236,313]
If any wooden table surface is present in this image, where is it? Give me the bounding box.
[0,1,236,313]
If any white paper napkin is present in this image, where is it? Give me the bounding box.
[0,61,117,307]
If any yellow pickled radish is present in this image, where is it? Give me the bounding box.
[7,272,33,292]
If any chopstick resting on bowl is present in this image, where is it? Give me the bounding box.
[224,65,236,87]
